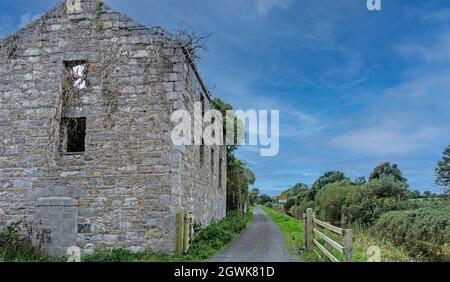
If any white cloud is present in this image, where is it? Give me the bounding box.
[256,0,290,16]
[397,30,450,62]
[409,7,450,22]
[331,126,439,156]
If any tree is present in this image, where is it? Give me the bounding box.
[369,162,408,185]
[284,198,296,212]
[249,188,260,205]
[435,146,450,195]
[227,158,255,212]
[212,98,255,212]
[343,177,408,224]
[259,194,272,205]
[282,183,309,198]
[316,181,355,226]
[312,171,348,195]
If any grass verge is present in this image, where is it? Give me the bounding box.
[84,210,254,262]
[1,210,254,262]
[262,206,414,262]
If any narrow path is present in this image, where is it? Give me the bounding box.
[211,207,301,262]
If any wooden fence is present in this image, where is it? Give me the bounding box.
[303,208,353,262]
[175,212,193,256]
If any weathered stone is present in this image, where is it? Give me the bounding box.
[0,0,226,257]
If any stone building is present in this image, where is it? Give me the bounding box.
[0,0,226,257]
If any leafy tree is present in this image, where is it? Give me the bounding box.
[408,190,421,199]
[249,188,260,205]
[354,176,367,186]
[227,158,255,212]
[284,198,296,212]
[343,177,408,224]
[316,181,355,226]
[259,194,272,205]
[423,191,433,198]
[311,171,348,195]
[290,188,315,216]
[369,162,408,185]
[435,146,450,195]
[282,183,309,198]
[212,98,244,156]
[212,99,255,212]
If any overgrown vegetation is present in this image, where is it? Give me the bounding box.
[183,211,253,260]
[212,99,255,213]
[435,145,450,196]
[92,0,105,31]
[265,151,450,261]
[0,221,55,262]
[263,205,415,262]
[81,211,253,262]
[0,35,19,59]
[373,207,450,261]
[0,211,253,263]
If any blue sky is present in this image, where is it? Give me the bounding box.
[1,0,449,195]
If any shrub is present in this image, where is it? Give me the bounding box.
[315,181,354,226]
[82,248,147,262]
[343,177,408,225]
[185,211,250,260]
[0,221,54,262]
[284,198,296,212]
[311,171,349,195]
[372,206,450,261]
[83,211,251,262]
[289,205,303,220]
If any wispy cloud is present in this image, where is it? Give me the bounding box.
[397,29,450,62]
[331,126,439,156]
[256,0,290,16]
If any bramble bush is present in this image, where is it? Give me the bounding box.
[0,221,54,262]
[342,177,408,225]
[372,206,450,261]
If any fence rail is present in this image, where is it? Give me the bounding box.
[303,208,353,262]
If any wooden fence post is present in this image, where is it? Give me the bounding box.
[305,208,314,250]
[175,212,185,256]
[183,213,192,253]
[343,229,353,262]
[303,213,307,249]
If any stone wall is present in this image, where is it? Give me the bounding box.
[0,0,226,257]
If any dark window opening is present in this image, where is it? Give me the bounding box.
[211,148,215,174]
[200,144,204,165]
[200,94,205,165]
[78,224,91,234]
[219,153,223,188]
[60,117,86,154]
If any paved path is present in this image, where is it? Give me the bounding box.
[211,207,301,262]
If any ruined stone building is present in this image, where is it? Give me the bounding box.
[0,0,227,256]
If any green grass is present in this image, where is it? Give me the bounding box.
[1,210,254,263]
[351,227,414,262]
[84,210,253,262]
[262,206,414,262]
